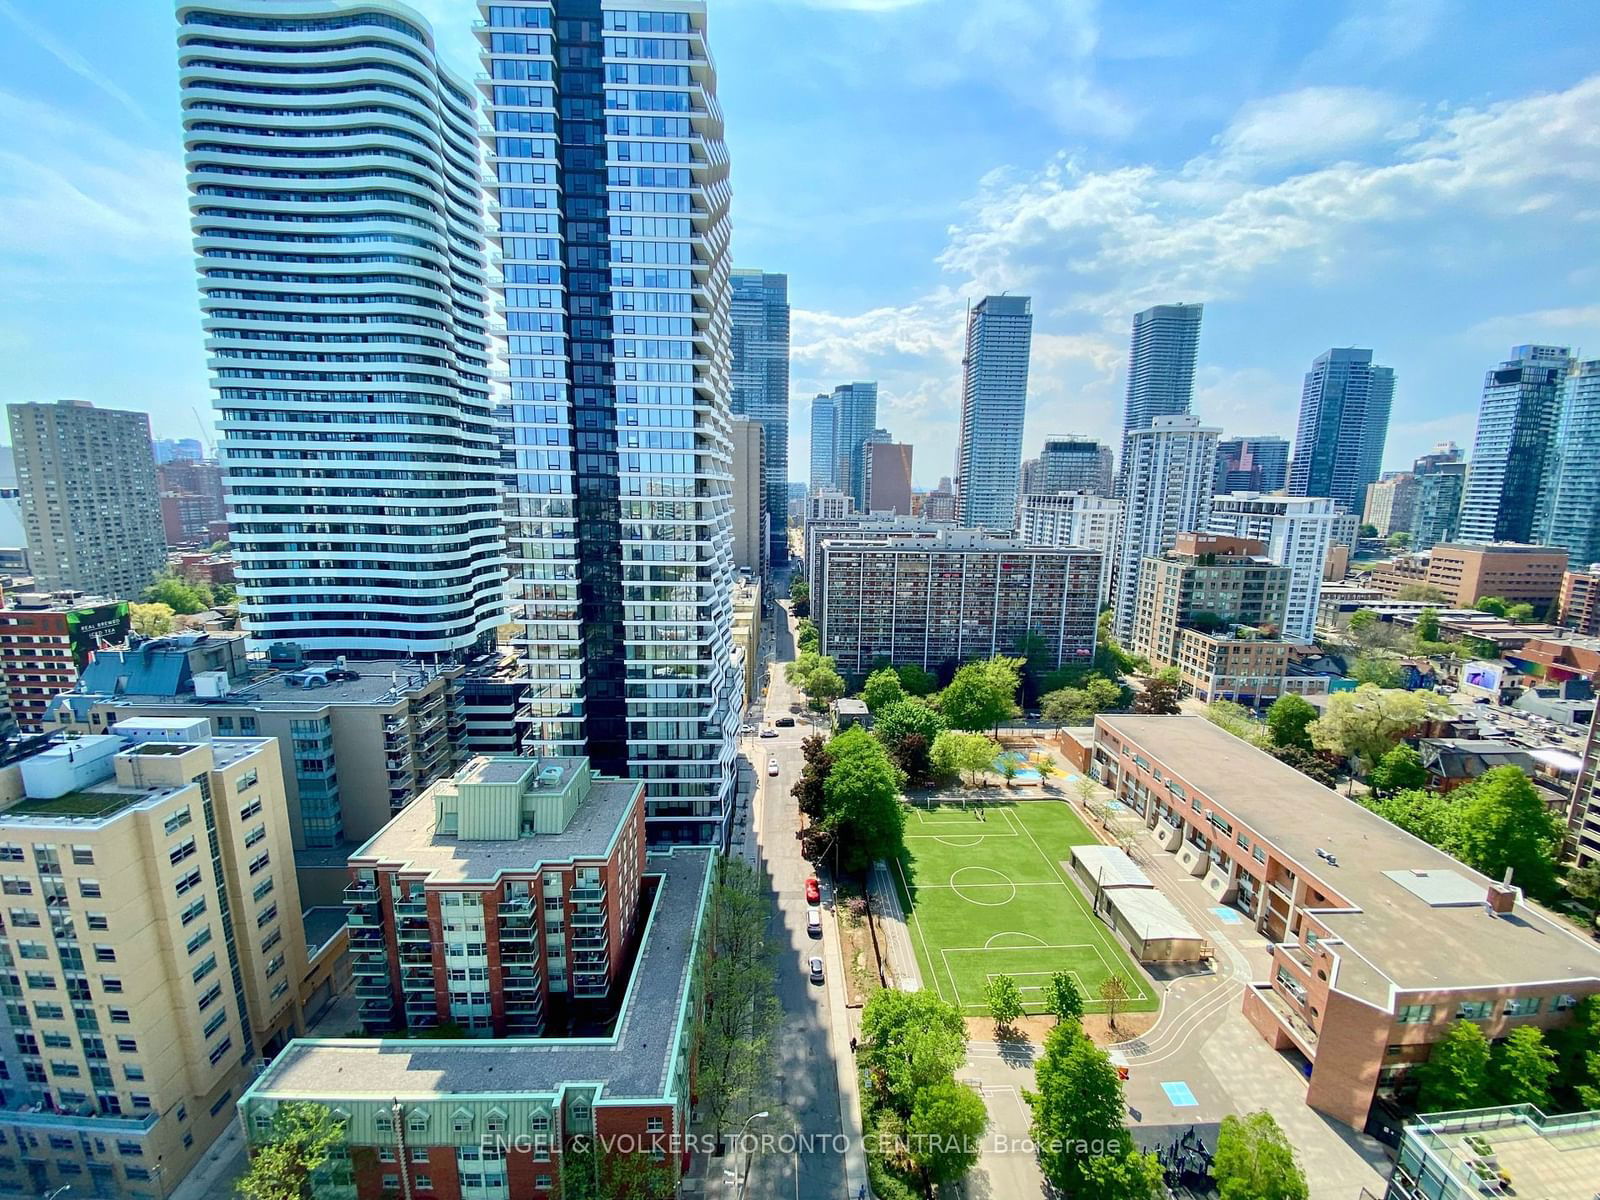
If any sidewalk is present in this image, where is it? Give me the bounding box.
[867,860,920,991]
[820,873,870,1200]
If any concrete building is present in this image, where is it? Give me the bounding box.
[479,0,739,846]
[1213,436,1289,495]
[1535,357,1600,569]
[1364,542,1569,613]
[955,296,1033,530]
[731,579,762,705]
[1120,303,1203,436]
[1207,493,1338,644]
[805,488,853,524]
[1017,492,1122,605]
[802,512,946,600]
[0,718,307,1198]
[1362,474,1418,538]
[814,529,1099,675]
[922,479,957,523]
[7,400,166,600]
[1112,414,1220,643]
[1559,562,1600,636]
[1461,345,1573,545]
[866,440,914,516]
[179,6,506,658]
[1386,1105,1600,1200]
[1572,704,1600,866]
[730,269,791,566]
[0,595,129,732]
[809,391,838,493]
[1411,449,1467,551]
[1286,348,1395,512]
[1021,435,1114,498]
[1129,534,1293,706]
[1092,715,1600,1130]
[730,418,768,578]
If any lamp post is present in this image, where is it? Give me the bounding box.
[734,1110,770,1200]
[43,1187,72,1200]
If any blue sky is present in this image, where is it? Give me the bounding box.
[0,1,1596,486]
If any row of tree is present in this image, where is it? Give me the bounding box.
[792,728,907,872]
[1415,1001,1600,1115]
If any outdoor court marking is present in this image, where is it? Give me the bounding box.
[1209,906,1244,925]
[1161,1081,1199,1107]
[984,969,1085,999]
[940,942,1124,1012]
[904,805,1022,840]
[948,866,1017,906]
[983,931,1048,949]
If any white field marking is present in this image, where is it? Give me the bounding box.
[931,836,985,848]
[983,931,1049,949]
[947,865,1017,906]
[912,881,1062,889]
[943,941,1151,1005]
[895,854,958,1007]
[983,970,1077,996]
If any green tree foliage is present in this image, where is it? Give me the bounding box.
[1415,607,1441,643]
[1358,523,1379,538]
[1362,786,1457,846]
[1368,744,1428,795]
[1266,694,1318,751]
[1452,766,1564,899]
[1387,531,1413,549]
[129,602,176,638]
[1352,652,1403,688]
[1475,596,1509,617]
[556,1142,677,1200]
[906,1080,988,1191]
[1567,864,1600,915]
[984,974,1024,1032]
[1505,601,1536,623]
[1098,973,1132,1032]
[1268,744,1341,788]
[1553,995,1600,1109]
[1416,1020,1492,1111]
[1491,1026,1557,1108]
[937,656,1024,730]
[1046,971,1084,1024]
[786,650,845,710]
[1132,673,1181,715]
[1026,1021,1160,1199]
[875,700,947,752]
[1205,700,1269,747]
[1212,1111,1309,1200]
[1347,608,1380,634]
[929,729,1000,788]
[788,578,810,617]
[895,662,939,696]
[692,858,780,1143]
[821,727,906,872]
[860,667,907,713]
[144,571,213,615]
[1397,584,1451,603]
[236,1102,346,1200]
[790,734,830,820]
[796,617,819,653]
[1309,684,1447,771]
[1041,674,1128,724]
[860,989,969,1119]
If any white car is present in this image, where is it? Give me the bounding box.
[808,954,825,983]
[806,907,822,937]
[759,728,778,739]
[767,758,780,777]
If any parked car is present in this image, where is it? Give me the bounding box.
[805,876,821,904]
[775,716,795,727]
[806,907,823,937]
[760,728,778,739]
[808,954,825,983]
[767,758,779,776]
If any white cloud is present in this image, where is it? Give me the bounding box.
[1216,87,1412,166]
[1310,0,1447,70]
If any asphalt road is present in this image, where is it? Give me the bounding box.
[735,589,851,1200]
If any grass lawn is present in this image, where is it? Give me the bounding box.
[894,798,1158,1016]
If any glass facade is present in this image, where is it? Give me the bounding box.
[1535,358,1600,566]
[730,270,791,564]
[955,296,1033,530]
[1458,344,1571,544]
[1286,347,1395,512]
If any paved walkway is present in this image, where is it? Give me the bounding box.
[867,860,920,992]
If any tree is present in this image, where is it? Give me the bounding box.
[1505,601,1536,623]
[1041,674,1127,724]
[895,662,939,696]
[693,858,780,1146]
[1415,607,1441,644]
[1552,995,1600,1109]
[1491,1025,1557,1108]
[796,618,819,653]
[1358,523,1379,538]
[822,727,906,871]
[1098,973,1132,1032]
[1267,744,1339,788]
[804,663,846,711]
[1034,755,1061,789]
[984,974,1023,1033]
[1266,694,1318,751]
[1567,864,1600,915]
[1416,1020,1492,1111]
[1362,786,1458,847]
[929,730,1000,788]
[237,1102,346,1200]
[1475,595,1510,617]
[860,989,968,1118]
[556,1142,677,1200]
[1352,652,1402,688]
[1045,971,1084,1024]
[1368,744,1428,795]
[791,735,830,820]
[130,602,177,638]
[861,667,907,714]
[875,699,946,748]
[1396,584,1450,604]
[1452,766,1564,899]
[144,571,212,615]
[938,656,1023,731]
[788,578,810,618]
[1026,1021,1155,1199]
[1309,684,1447,772]
[1212,1111,1309,1200]
[1386,530,1413,549]
[1132,673,1180,715]
[906,1080,988,1191]
[1205,700,1268,747]
[1347,608,1380,634]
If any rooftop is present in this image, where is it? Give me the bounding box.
[1401,1106,1600,1200]
[1098,716,1600,1006]
[244,848,713,1103]
[72,657,457,713]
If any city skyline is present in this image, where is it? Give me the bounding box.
[2,5,1598,487]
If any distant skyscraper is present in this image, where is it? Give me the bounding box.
[1285,348,1395,511]
[809,392,838,492]
[832,382,879,511]
[8,400,165,598]
[1214,436,1290,495]
[1362,474,1418,538]
[730,418,767,577]
[1121,304,1204,435]
[1113,414,1220,642]
[480,0,737,845]
[1022,435,1114,498]
[1460,345,1572,545]
[152,437,204,465]
[867,440,914,516]
[179,4,505,657]
[730,269,791,565]
[956,295,1033,529]
[1536,359,1600,567]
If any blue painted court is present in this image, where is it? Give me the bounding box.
[1209,906,1244,925]
[1161,1081,1198,1107]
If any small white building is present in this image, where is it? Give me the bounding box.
[1067,844,1206,963]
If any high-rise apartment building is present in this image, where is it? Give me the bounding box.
[867,440,914,515]
[1411,444,1467,550]
[480,1,738,846]
[178,4,506,659]
[157,458,227,547]
[1121,303,1204,436]
[0,718,306,1198]
[922,482,957,523]
[1535,358,1600,568]
[730,270,791,565]
[0,595,129,732]
[1459,345,1572,544]
[831,382,879,511]
[1286,348,1395,511]
[1362,473,1418,538]
[1021,435,1114,498]
[1214,436,1289,495]
[809,391,838,492]
[7,400,166,599]
[1112,415,1220,642]
[955,296,1033,529]
[730,417,767,577]
[1207,493,1338,644]
[1018,492,1122,605]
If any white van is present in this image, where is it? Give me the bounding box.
[806,907,822,937]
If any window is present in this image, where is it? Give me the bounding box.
[70,846,94,866]
[93,945,116,963]
[187,927,213,956]
[1457,1000,1493,1020]
[646,1116,664,1133]
[1504,996,1542,1017]
[2,877,32,896]
[116,1037,137,1053]
[1396,1004,1434,1024]
[169,837,198,867]
[175,868,203,897]
[414,1174,432,1190]
[78,879,100,899]
[198,982,222,1011]
[248,852,270,876]
[182,897,208,926]
[102,977,123,994]
[252,877,274,903]
[256,903,277,929]
[86,913,108,932]
[378,1148,396,1163]
[109,1008,130,1025]
[1555,993,1579,1012]
[125,1064,145,1082]
[193,956,217,984]
[164,808,192,836]
[236,768,258,792]
[207,1036,232,1066]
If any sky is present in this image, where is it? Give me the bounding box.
[0,1,1596,487]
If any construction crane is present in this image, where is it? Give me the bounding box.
[190,406,217,457]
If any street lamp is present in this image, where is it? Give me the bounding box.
[734,1110,770,1200]
[43,1187,71,1200]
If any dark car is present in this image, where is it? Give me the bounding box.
[775,716,795,727]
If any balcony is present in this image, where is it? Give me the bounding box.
[345,910,381,928]
[355,979,392,1001]
[352,954,389,977]
[396,920,431,943]
[394,900,427,918]
[358,997,393,1022]
[570,910,606,928]
[569,884,605,903]
[343,882,378,903]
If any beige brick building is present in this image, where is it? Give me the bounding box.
[0,718,306,1197]
[1366,542,1569,613]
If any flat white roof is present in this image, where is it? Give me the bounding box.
[1107,887,1204,943]
[1068,844,1152,890]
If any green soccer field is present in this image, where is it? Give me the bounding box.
[893,800,1159,1016]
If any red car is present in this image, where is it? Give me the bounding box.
[804,876,821,904]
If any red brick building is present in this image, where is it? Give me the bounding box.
[0,594,129,731]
